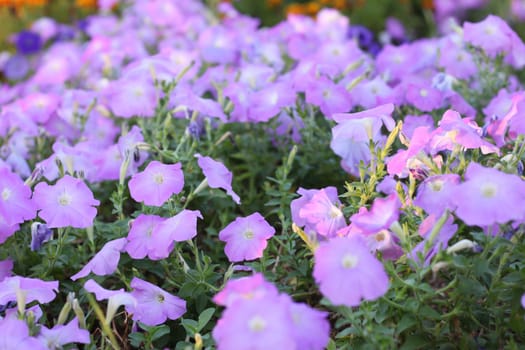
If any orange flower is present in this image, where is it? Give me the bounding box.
[305,1,321,15]
[267,0,282,8]
[286,3,305,15]
[76,0,97,8]
[422,0,434,10]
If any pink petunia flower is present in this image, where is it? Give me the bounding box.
[218,213,275,262]
[71,238,127,281]
[350,194,401,235]
[196,154,240,204]
[33,175,100,228]
[298,188,346,238]
[126,277,186,326]
[313,235,389,306]
[128,161,184,207]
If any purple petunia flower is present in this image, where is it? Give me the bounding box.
[128,161,184,207]
[30,222,53,251]
[151,209,202,259]
[37,317,90,349]
[218,212,275,262]
[84,279,136,324]
[213,294,297,350]
[0,259,13,282]
[71,238,127,281]
[126,277,186,326]
[409,214,457,267]
[289,301,330,350]
[33,175,100,229]
[0,276,59,306]
[3,54,29,81]
[313,235,389,306]
[414,174,460,216]
[0,167,36,227]
[213,274,330,350]
[0,316,46,349]
[196,154,240,204]
[213,273,279,307]
[15,30,42,55]
[452,162,525,226]
[125,214,165,260]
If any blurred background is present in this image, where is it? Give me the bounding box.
[0,0,524,53]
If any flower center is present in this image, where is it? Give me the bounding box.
[419,89,428,97]
[153,173,164,184]
[58,192,72,206]
[244,230,254,240]
[1,188,11,201]
[375,231,386,242]
[481,183,497,198]
[248,315,267,333]
[430,180,443,192]
[341,253,359,269]
[156,294,165,303]
[329,205,342,219]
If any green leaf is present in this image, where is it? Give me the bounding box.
[396,314,417,335]
[400,334,429,350]
[198,308,215,331]
[181,319,199,336]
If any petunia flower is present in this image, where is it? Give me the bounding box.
[30,222,53,251]
[452,162,525,226]
[350,194,401,234]
[33,175,100,229]
[289,301,330,350]
[84,279,136,324]
[125,214,165,260]
[298,188,346,238]
[150,210,202,259]
[212,294,296,350]
[409,214,457,267]
[128,161,184,206]
[0,276,59,306]
[196,154,240,204]
[126,277,186,326]
[413,174,460,216]
[0,259,13,282]
[0,316,46,350]
[37,317,90,349]
[15,30,42,55]
[218,212,275,262]
[213,273,279,307]
[0,167,36,227]
[313,235,389,307]
[71,238,127,281]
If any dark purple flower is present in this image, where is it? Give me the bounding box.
[30,222,53,251]
[15,30,42,55]
[3,55,29,81]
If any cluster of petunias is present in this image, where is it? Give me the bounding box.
[212,274,330,350]
[1,0,525,347]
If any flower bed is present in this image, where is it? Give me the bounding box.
[1,1,525,349]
